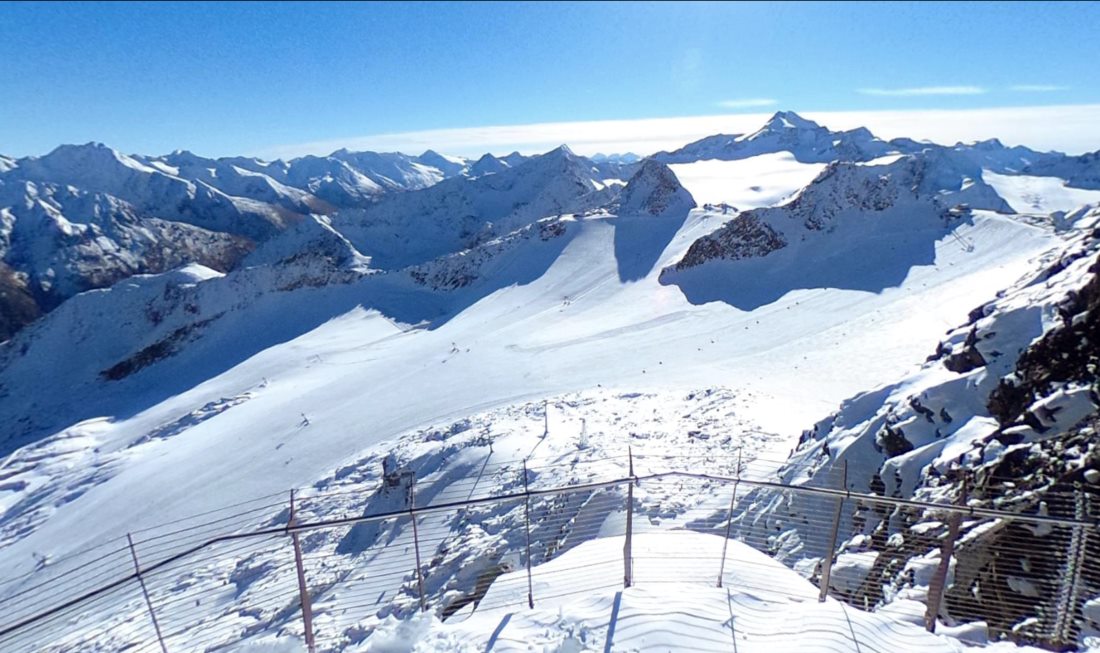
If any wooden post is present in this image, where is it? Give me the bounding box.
[717,448,742,588]
[818,460,848,602]
[288,491,316,653]
[623,446,635,588]
[523,460,535,609]
[126,533,169,653]
[925,476,967,633]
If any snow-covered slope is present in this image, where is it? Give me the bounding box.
[1024,150,1100,190]
[982,170,1100,215]
[732,205,1100,648]
[0,159,1058,576]
[353,532,1042,653]
[668,152,828,209]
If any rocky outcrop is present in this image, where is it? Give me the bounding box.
[615,160,696,217]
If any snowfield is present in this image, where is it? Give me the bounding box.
[668,152,827,208]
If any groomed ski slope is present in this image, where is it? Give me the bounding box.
[0,200,1060,588]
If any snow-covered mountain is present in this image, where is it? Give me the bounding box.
[654,111,898,164]
[614,159,697,217]
[659,147,1015,309]
[4,111,1100,652]
[0,143,588,337]
[415,149,470,177]
[332,145,618,269]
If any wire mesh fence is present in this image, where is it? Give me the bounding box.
[1,450,1097,652]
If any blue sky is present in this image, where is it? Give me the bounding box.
[2,1,1099,158]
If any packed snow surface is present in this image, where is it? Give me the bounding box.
[229,533,1050,653]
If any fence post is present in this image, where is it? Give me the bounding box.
[1053,482,1087,646]
[925,475,967,633]
[126,533,169,653]
[818,460,848,602]
[717,448,743,588]
[624,446,635,588]
[288,490,317,653]
[523,460,535,609]
[409,478,428,613]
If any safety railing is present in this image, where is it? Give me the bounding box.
[0,450,1096,652]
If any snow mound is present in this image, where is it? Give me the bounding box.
[343,533,1039,653]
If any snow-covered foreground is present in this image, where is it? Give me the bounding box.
[233,533,1047,653]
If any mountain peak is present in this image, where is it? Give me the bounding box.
[617,159,696,217]
[761,111,821,132]
[546,144,576,158]
[39,142,140,171]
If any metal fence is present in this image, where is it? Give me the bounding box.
[0,450,1097,652]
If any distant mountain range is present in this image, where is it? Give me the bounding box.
[2,111,1098,340]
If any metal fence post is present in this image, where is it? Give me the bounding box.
[523,460,535,609]
[409,479,428,613]
[624,446,635,588]
[288,490,317,653]
[126,533,169,653]
[1053,482,1087,646]
[717,448,743,588]
[925,475,967,633]
[818,460,848,602]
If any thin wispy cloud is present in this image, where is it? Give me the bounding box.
[858,86,987,96]
[715,98,778,109]
[1010,84,1070,92]
[260,104,1100,160]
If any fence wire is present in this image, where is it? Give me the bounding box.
[0,452,1097,652]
